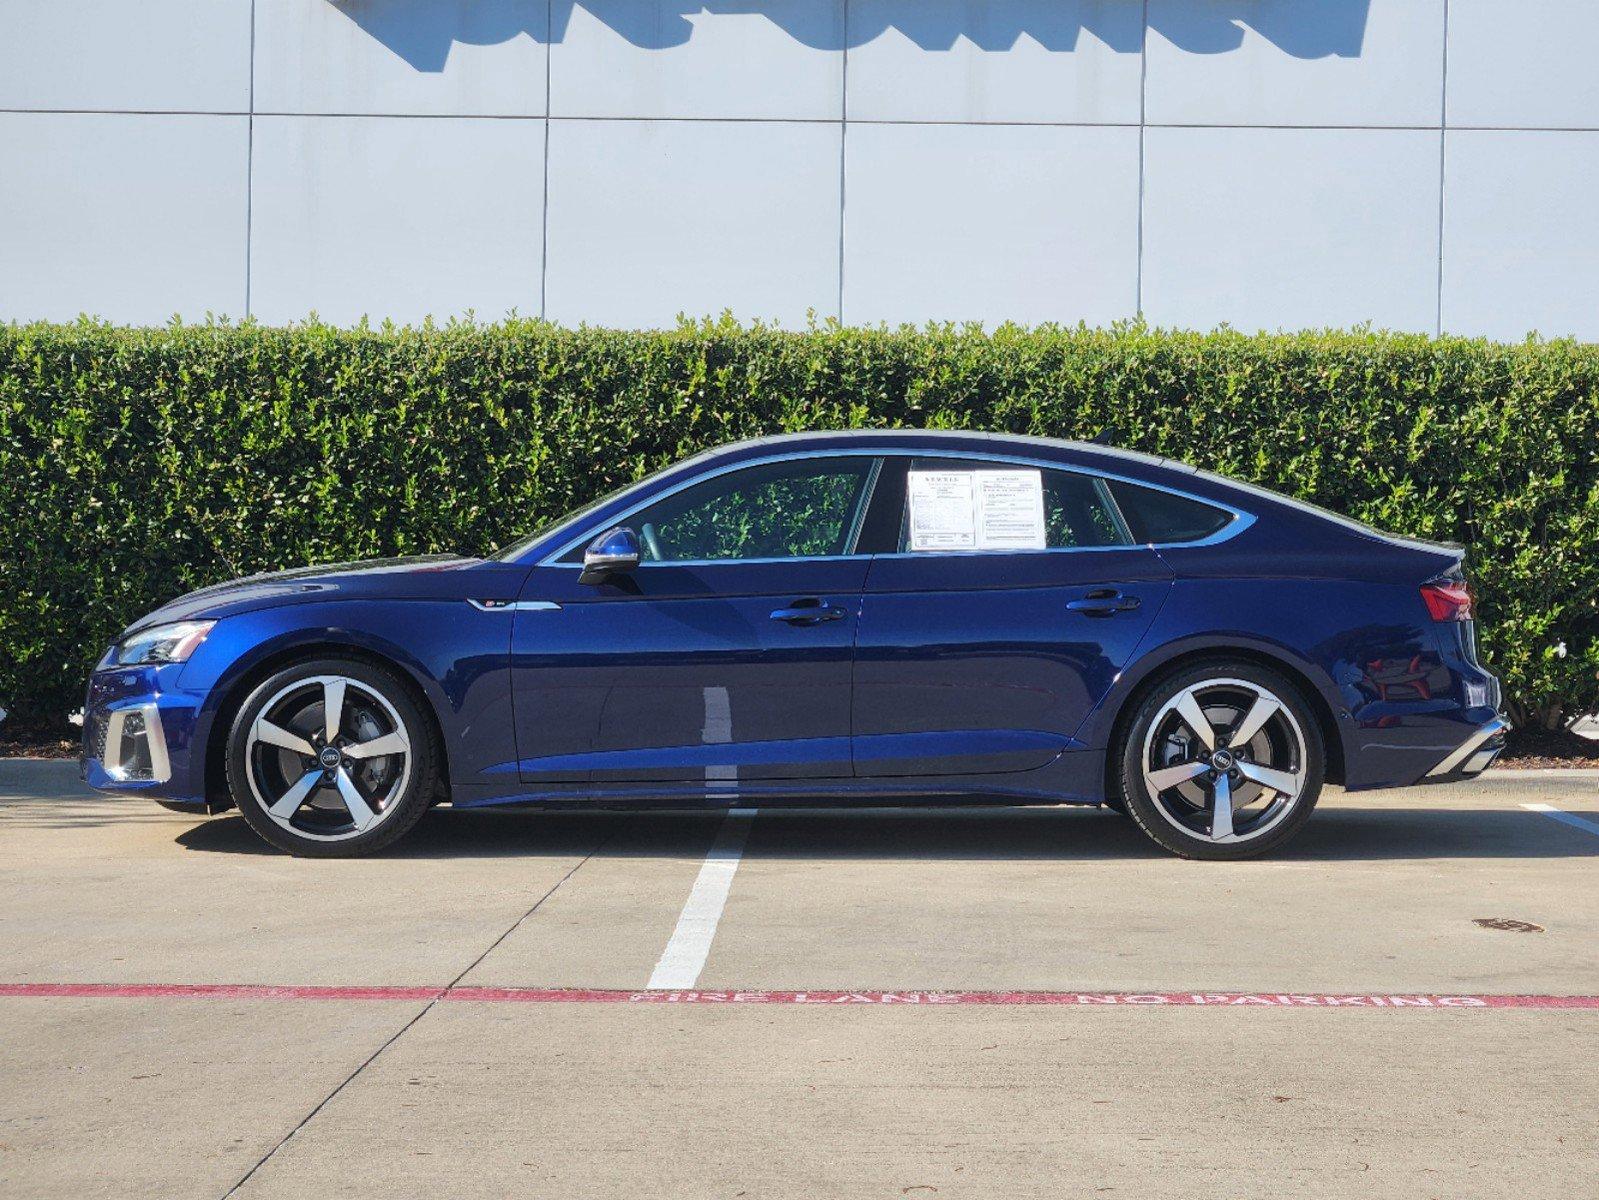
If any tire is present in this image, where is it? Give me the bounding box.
[226,657,439,857]
[1111,660,1324,861]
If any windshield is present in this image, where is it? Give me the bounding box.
[488,476,650,562]
[488,443,747,562]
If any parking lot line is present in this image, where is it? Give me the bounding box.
[1521,803,1599,838]
[645,807,757,990]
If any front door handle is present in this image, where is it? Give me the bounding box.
[770,597,847,626]
[1067,588,1142,617]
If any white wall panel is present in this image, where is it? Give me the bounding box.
[845,0,1142,124]
[1441,131,1599,340]
[255,0,547,116]
[249,116,544,325]
[3,0,1597,338]
[550,0,843,119]
[1145,0,1443,128]
[843,123,1138,326]
[1142,127,1440,333]
[1446,0,1599,129]
[544,120,841,328]
[0,0,251,113]
[0,113,247,323]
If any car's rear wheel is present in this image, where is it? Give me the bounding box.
[226,657,437,857]
[1113,662,1323,860]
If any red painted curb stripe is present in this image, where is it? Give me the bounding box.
[2,983,1598,1008]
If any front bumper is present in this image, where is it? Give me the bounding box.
[80,666,213,808]
[87,702,172,783]
[1425,715,1509,780]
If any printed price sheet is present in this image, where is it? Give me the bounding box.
[907,469,1045,552]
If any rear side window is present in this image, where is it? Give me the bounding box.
[1109,480,1232,545]
[888,457,1132,552]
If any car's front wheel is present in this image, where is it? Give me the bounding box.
[1113,662,1324,860]
[226,657,438,857]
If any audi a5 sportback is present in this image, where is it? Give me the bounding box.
[82,431,1506,859]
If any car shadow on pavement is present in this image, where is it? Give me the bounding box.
[171,802,1599,861]
[173,809,648,858]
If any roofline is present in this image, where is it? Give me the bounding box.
[699,429,1200,476]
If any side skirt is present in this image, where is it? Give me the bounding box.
[449,751,1107,811]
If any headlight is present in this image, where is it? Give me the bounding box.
[112,620,216,666]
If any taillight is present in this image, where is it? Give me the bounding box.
[1421,580,1473,622]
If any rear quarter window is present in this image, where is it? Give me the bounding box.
[1110,481,1233,545]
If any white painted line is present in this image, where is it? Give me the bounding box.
[1521,803,1599,838]
[647,807,757,990]
[1489,768,1599,779]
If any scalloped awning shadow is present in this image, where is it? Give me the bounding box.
[327,0,1371,72]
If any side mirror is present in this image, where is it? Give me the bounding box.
[579,526,641,585]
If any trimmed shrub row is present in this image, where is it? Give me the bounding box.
[1,318,1595,732]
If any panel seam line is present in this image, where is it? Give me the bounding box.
[540,0,553,318]
[217,823,622,1199]
[1136,0,1150,318]
[837,0,849,323]
[244,0,256,318]
[1435,0,1451,335]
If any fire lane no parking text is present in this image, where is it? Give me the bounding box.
[4,982,1598,1008]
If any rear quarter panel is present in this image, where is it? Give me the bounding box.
[1079,519,1475,790]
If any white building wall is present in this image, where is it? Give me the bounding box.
[0,0,1593,339]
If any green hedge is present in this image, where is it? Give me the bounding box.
[2,318,1596,732]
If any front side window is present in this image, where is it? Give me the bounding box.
[573,457,878,563]
[894,458,1132,552]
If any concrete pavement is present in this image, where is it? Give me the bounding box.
[2,761,1596,1198]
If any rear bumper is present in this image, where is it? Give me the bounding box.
[1425,715,1509,780]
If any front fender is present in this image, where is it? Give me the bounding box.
[178,599,517,803]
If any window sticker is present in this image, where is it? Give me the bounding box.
[907,471,977,551]
[974,469,1046,550]
[907,469,1046,552]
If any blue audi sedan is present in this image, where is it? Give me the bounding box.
[82,430,1506,859]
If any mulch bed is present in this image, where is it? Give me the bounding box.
[1494,727,1599,770]
[0,734,78,760]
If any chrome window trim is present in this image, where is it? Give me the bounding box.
[537,445,1255,567]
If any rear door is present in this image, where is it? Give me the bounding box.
[511,453,880,786]
[852,456,1173,777]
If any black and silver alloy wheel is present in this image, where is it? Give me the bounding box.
[227,658,437,857]
[1117,663,1324,860]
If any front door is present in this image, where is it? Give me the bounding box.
[510,454,880,787]
[852,456,1173,777]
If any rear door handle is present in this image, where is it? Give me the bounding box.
[770,597,847,626]
[1067,589,1142,617]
